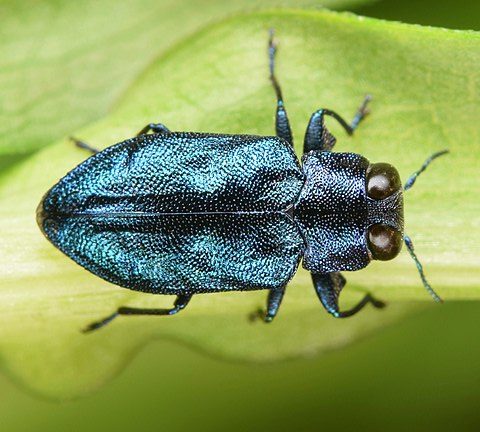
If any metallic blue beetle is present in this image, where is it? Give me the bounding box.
[37,31,446,332]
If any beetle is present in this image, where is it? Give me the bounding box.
[37,31,447,332]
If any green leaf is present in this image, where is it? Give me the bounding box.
[0,0,372,164]
[0,9,479,399]
[353,0,480,31]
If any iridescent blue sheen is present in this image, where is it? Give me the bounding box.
[35,31,426,330]
[38,133,306,294]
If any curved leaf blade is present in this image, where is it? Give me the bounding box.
[0,0,373,161]
[0,9,478,399]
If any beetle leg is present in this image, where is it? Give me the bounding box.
[268,30,293,147]
[250,285,286,323]
[311,272,385,318]
[82,294,192,333]
[303,110,337,153]
[349,94,372,132]
[70,137,100,154]
[70,123,170,156]
[136,122,171,136]
[303,95,372,153]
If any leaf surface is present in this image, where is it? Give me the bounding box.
[0,9,478,399]
[0,0,372,163]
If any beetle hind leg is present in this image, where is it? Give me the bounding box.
[70,121,171,156]
[82,294,192,333]
[70,137,100,154]
[82,310,119,333]
[136,122,171,136]
[311,272,385,318]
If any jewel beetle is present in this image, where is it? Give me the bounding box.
[37,31,448,332]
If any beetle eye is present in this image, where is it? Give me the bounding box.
[367,224,403,261]
[367,163,401,200]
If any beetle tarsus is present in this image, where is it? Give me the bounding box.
[82,295,192,333]
[70,136,100,155]
[350,94,372,131]
[82,311,119,333]
[268,29,293,147]
[312,273,386,319]
[303,95,372,153]
[369,295,387,310]
[334,294,386,318]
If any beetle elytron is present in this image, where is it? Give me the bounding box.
[37,31,447,332]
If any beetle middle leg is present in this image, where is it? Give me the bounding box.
[82,293,192,333]
[303,95,372,153]
[250,285,286,323]
[311,272,385,318]
[268,30,293,147]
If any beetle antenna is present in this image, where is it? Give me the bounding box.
[403,150,448,302]
[403,150,449,191]
[404,235,443,303]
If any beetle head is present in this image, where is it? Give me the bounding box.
[295,151,404,273]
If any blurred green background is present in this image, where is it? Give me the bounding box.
[2,303,480,431]
[1,0,479,431]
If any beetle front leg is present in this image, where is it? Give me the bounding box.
[268,30,293,147]
[136,122,171,136]
[311,272,385,318]
[82,293,192,333]
[303,95,372,153]
[250,285,286,323]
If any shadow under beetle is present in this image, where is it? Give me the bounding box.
[37,31,448,332]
